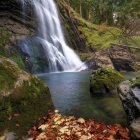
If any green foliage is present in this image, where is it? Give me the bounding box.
[116,0,140,27]
[60,0,140,52]
[0,98,13,118]
[70,0,140,26]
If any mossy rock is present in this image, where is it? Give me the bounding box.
[0,56,53,136]
[90,68,125,95]
[132,75,140,88]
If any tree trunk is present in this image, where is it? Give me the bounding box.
[80,1,82,17]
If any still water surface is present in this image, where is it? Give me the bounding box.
[39,71,126,125]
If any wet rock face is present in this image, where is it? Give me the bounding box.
[118,81,140,122]
[118,79,140,139]
[0,0,35,29]
[94,49,114,70]
[109,44,138,71]
[91,44,140,71]
[0,0,35,70]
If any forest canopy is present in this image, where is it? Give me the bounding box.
[70,0,140,27]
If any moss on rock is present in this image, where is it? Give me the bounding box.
[57,0,140,54]
[90,68,125,94]
[0,27,13,56]
[0,57,53,136]
[132,75,140,87]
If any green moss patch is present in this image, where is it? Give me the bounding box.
[0,59,20,91]
[132,75,140,87]
[0,27,13,56]
[90,68,125,94]
[0,57,53,136]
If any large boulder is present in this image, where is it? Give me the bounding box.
[90,68,124,95]
[118,79,140,122]
[108,44,140,71]
[87,44,140,71]
[0,57,53,136]
[118,76,140,139]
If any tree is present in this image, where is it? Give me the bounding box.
[70,0,140,27]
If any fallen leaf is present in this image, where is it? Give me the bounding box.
[78,118,85,124]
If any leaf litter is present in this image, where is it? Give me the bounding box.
[28,110,130,140]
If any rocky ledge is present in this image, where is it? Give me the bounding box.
[86,44,140,71]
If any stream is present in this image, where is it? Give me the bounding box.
[39,71,127,125]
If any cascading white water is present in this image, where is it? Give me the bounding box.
[20,0,86,72]
[20,0,26,20]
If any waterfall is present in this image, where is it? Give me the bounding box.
[20,0,26,20]
[19,0,86,73]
